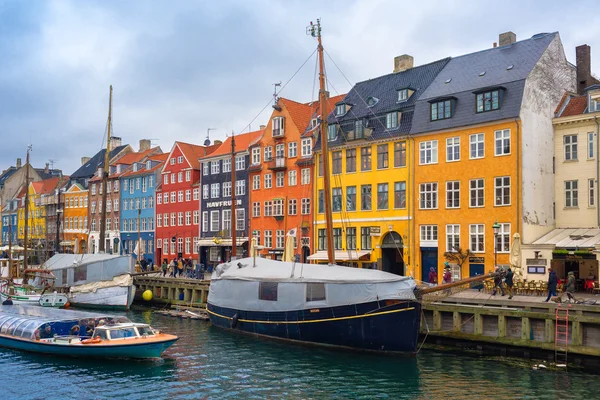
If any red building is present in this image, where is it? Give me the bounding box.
[155,141,218,263]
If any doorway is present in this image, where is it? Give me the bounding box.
[381,232,405,275]
[421,248,438,283]
[469,263,485,289]
[302,246,310,264]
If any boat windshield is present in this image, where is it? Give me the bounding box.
[136,325,155,336]
[109,327,138,339]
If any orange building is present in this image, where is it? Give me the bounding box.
[62,182,89,254]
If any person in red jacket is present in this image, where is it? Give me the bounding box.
[428,267,437,285]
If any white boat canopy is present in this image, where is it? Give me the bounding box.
[532,228,600,248]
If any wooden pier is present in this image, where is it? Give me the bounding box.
[133,275,210,308]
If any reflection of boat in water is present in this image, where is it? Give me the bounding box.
[0,305,178,359]
[43,254,136,310]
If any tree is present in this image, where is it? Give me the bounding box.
[443,246,472,269]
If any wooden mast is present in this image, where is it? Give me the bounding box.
[312,20,334,264]
[231,131,236,259]
[99,85,112,253]
[23,145,32,275]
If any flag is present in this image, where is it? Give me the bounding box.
[287,228,297,237]
[133,241,139,256]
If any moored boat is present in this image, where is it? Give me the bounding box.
[0,305,177,358]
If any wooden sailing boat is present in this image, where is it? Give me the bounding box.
[206,20,423,353]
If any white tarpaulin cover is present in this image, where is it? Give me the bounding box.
[70,274,133,294]
[43,254,134,286]
[208,257,416,312]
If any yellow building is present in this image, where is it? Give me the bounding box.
[62,183,89,254]
[313,56,450,275]
[18,181,47,244]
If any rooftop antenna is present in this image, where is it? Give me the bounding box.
[273,81,281,104]
[205,128,216,146]
[48,159,58,170]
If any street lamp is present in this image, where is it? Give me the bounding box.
[492,221,500,270]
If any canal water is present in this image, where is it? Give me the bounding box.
[1,309,598,399]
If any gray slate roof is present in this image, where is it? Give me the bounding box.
[70,145,128,180]
[411,32,557,134]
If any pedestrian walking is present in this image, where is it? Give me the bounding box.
[565,271,578,303]
[545,267,558,302]
[492,267,506,296]
[161,259,168,277]
[428,267,437,285]
[505,267,514,299]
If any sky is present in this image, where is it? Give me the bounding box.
[1,0,599,175]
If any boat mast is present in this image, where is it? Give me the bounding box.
[311,20,334,264]
[231,131,236,259]
[99,85,113,253]
[23,145,32,275]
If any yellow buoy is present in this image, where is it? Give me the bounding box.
[142,290,153,301]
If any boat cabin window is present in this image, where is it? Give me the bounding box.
[306,283,326,302]
[109,327,137,339]
[258,282,278,301]
[136,326,155,336]
[94,329,109,340]
[74,265,87,282]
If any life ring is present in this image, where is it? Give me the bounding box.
[231,313,239,329]
[81,337,102,344]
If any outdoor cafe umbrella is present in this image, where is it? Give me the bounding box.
[510,233,522,280]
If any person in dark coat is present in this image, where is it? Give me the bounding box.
[140,258,148,272]
[492,267,506,296]
[565,271,578,303]
[545,267,558,302]
[505,267,514,299]
[428,267,437,285]
[2,296,13,305]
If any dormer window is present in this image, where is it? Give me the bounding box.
[146,160,152,169]
[476,89,500,113]
[430,99,453,121]
[366,97,379,107]
[386,112,399,129]
[589,92,600,112]
[328,124,338,142]
[272,116,285,137]
[355,120,364,139]
[311,118,319,129]
[335,103,347,116]
[397,89,408,102]
[132,164,138,172]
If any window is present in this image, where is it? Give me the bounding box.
[202,211,208,232]
[288,142,297,158]
[565,180,578,207]
[163,213,169,227]
[193,188,199,200]
[264,146,273,161]
[236,209,245,231]
[301,138,312,157]
[377,145,389,169]
[346,186,356,211]
[470,179,484,207]
[419,140,438,164]
[446,181,460,208]
[335,103,346,116]
[564,135,578,161]
[252,147,261,164]
[469,224,485,252]
[494,176,511,206]
[177,172,183,183]
[394,181,406,209]
[235,181,245,196]
[272,116,284,137]
[361,184,372,211]
[235,155,245,171]
[177,156,183,164]
[301,198,310,215]
[317,229,327,250]
[328,124,337,141]
[332,188,342,212]
[431,100,452,120]
[361,227,371,250]
[185,189,191,201]
[163,174,169,185]
[178,212,184,226]
[327,151,341,175]
[342,227,356,250]
[91,184,96,195]
[253,175,260,190]
[333,228,342,250]
[355,120,364,139]
[589,132,596,159]
[178,191,183,202]
[211,161,220,175]
[496,223,510,253]
[258,282,278,301]
[377,183,388,210]
[123,180,128,191]
[170,173,175,184]
[360,147,371,171]
[590,179,596,207]
[222,210,231,232]
[397,89,408,102]
[203,163,209,176]
[273,199,284,216]
[162,193,167,204]
[276,230,285,248]
[264,201,272,217]
[202,185,209,199]
[446,225,460,252]
[223,158,231,173]
[265,173,272,189]
[301,168,310,185]
[394,141,406,167]
[420,225,438,241]
[306,283,326,302]
[318,190,324,214]
[276,172,284,187]
[224,182,234,198]
[185,211,191,226]
[495,129,510,156]
[157,214,162,227]
[419,183,438,209]
[340,148,356,173]
[386,112,398,129]
[288,170,297,186]
[211,183,220,198]
[446,137,460,162]
[210,211,219,231]
[114,199,119,211]
[476,90,500,113]
[470,133,484,159]
[157,194,162,205]
[288,199,297,215]
[318,154,323,177]
[275,144,285,158]
[264,230,272,248]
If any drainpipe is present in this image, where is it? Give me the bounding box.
[596,115,599,227]
[515,118,521,237]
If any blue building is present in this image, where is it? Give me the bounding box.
[198,131,261,268]
[119,154,166,264]
[1,198,18,247]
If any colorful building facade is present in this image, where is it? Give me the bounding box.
[62,183,89,254]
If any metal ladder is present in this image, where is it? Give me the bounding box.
[555,306,570,367]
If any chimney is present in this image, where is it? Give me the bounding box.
[576,44,594,95]
[214,140,223,145]
[393,55,414,73]
[16,158,21,168]
[139,139,151,152]
[493,42,497,48]
[81,157,91,165]
[110,136,122,150]
[44,163,49,174]
[499,31,516,47]
[259,125,266,130]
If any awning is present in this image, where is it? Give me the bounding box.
[532,228,600,248]
[307,250,371,261]
[197,238,248,247]
[59,241,74,246]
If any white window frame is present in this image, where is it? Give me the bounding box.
[252,175,260,190]
[419,182,438,209]
[202,211,208,232]
[446,137,460,162]
[446,224,460,252]
[420,225,438,241]
[419,140,438,165]
[203,185,209,199]
[589,178,596,207]
[446,180,460,209]
[301,198,310,215]
[495,129,511,156]
[288,170,297,186]
[301,138,312,157]
[301,168,310,185]
[494,176,511,206]
[264,146,272,161]
[236,209,245,231]
[288,199,297,215]
[496,223,511,253]
[265,173,272,189]
[565,180,578,207]
[272,116,285,137]
[211,183,220,199]
[469,178,485,208]
[564,134,578,161]
[470,133,485,159]
[589,132,595,159]
[222,158,231,173]
[386,112,398,129]
[288,142,297,158]
[252,202,260,217]
[210,211,219,232]
[276,172,284,188]
[252,147,261,164]
[469,224,485,253]
[211,161,220,175]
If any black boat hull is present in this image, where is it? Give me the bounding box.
[207,300,421,354]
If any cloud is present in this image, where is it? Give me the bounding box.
[0,0,599,175]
